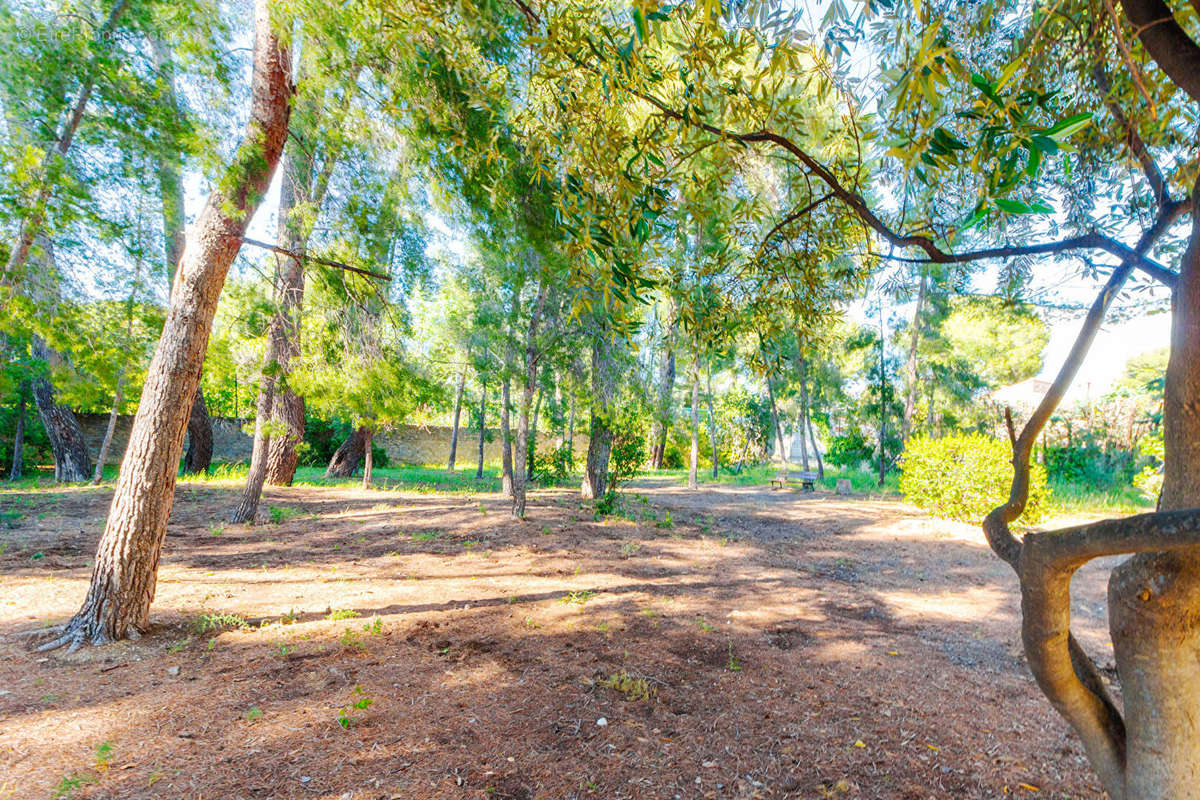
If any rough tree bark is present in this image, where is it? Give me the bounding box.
[901,271,927,443]
[981,192,1200,800]
[233,133,318,517]
[326,427,367,477]
[688,353,700,490]
[582,323,616,500]
[706,359,718,479]
[154,38,215,476]
[500,377,514,497]
[475,383,486,480]
[184,392,213,474]
[31,338,92,482]
[9,393,25,481]
[448,364,467,471]
[35,0,291,650]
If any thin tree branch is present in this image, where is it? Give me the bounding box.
[757,192,834,252]
[242,238,391,281]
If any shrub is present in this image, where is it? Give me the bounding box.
[899,433,1049,524]
[826,428,872,469]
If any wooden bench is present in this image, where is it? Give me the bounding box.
[770,471,818,492]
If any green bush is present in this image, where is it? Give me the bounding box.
[899,433,1049,524]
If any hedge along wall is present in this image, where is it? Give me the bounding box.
[76,414,589,468]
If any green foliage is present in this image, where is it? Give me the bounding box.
[826,428,873,469]
[608,403,649,492]
[900,433,1048,524]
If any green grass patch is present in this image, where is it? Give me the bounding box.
[647,464,901,494]
[1046,477,1153,516]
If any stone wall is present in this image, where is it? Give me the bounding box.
[78,413,253,467]
[77,413,588,468]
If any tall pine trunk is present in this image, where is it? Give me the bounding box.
[706,359,718,479]
[687,353,699,490]
[92,366,124,484]
[154,38,215,477]
[901,271,927,443]
[500,377,513,497]
[475,383,486,480]
[582,322,616,500]
[807,411,824,481]
[361,426,374,488]
[39,1,291,650]
[448,364,467,471]
[765,374,787,478]
[512,284,547,519]
[9,394,25,481]
[798,356,812,473]
[650,316,676,469]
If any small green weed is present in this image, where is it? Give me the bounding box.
[726,642,742,671]
[245,706,263,722]
[268,506,303,524]
[52,774,97,798]
[337,685,374,728]
[327,608,359,621]
[362,617,383,635]
[191,612,248,634]
[599,671,655,702]
[561,590,595,606]
[696,618,714,633]
[411,530,440,541]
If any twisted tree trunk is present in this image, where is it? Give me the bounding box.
[36,0,291,650]
[326,426,366,478]
[980,193,1200,800]
[31,339,92,483]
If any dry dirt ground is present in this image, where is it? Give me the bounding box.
[0,478,1118,799]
